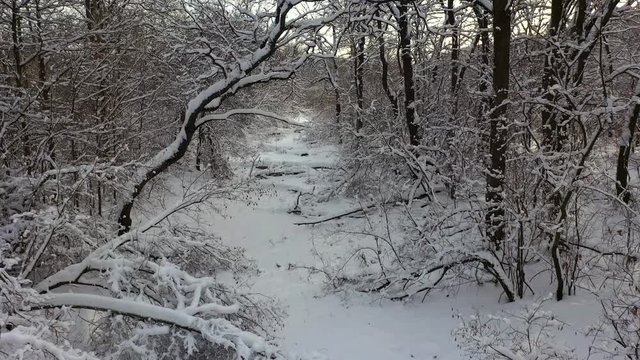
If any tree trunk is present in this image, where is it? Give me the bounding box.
[474,6,491,144]
[117,3,296,234]
[322,57,341,123]
[11,1,30,162]
[485,0,511,249]
[541,0,565,151]
[446,0,460,98]
[353,37,365,131]
[377,19,398,118]
[616,83,640,203]
[34,0,54,171]
[118,110,196,233]
[196,126,204,171]
[397,1,420,146]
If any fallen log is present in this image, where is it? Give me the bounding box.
[256,170,304,178]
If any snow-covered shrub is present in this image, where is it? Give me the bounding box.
[455,298,577,360]
[590,253,640,359]
[304,116,514,300]
[0,169,284,360]
[1,219,97,359]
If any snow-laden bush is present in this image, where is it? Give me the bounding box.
[455,298,577,360]
[0,172,284,360]
[590,259,640,359]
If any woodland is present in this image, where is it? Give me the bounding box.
[2,0,640,359]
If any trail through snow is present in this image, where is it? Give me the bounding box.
[197,126,465,359]
[181,126,600,360]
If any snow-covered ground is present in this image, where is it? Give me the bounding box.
[171,125,603,359]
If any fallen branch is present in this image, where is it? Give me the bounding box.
[256,170,304,178]
[288,187,315,215]
[565,241,634,258]
[293,195,427,226]
[363,253,515,303]
[293,204,378,225]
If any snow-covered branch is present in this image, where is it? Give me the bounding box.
[36,293,266,358]
[197,108,303,127]
[36,186,220,292]
[0,327,99,360]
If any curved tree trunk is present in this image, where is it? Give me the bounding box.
[117,3,298,234]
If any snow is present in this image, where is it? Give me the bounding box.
[192,128,466,359]
[158,125,606,359]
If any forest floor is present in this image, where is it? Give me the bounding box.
[169,124,603,360]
